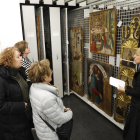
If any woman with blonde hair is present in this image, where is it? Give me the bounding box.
[0,47,33,140]
[28,59,73,140]
[118,48,140,140]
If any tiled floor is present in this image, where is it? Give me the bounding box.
[62,94,123,140]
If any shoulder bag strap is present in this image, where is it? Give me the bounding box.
[38,114,57,132]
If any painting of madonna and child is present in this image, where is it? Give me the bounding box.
[90,8,116,56]
[87,58,112,116]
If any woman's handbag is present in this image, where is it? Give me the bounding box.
[38,114,73,140]
[25,106,32,120]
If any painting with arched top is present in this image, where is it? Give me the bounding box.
[87,58,112,116]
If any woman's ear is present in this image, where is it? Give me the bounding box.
[44,75,49,82]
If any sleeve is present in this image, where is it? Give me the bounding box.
[93,88,100,95]
[125,74,140,98]
[42,96,73,125]
[0,78,25,115]
[22,58,27,69]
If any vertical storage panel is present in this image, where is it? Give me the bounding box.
[22,5,38,62]
[49,7,63,98]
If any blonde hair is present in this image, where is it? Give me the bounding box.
[14,40,28,56]
[28,59,51,83]
[0,47,19,68]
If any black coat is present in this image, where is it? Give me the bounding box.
[0,66,33,140]
[124,70,140,140]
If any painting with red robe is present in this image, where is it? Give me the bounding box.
[90,8,116,56]
[70,27,84,96]
[87,58,112,116]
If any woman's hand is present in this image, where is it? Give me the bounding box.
[24,102,27,108]
[117,85,125,93]
[99,93,103,100]
[64,108,70,112]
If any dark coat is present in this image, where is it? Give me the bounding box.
[124,70,140,140]
[0,66,33,140]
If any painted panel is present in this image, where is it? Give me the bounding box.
[87,58,112,116]
[90,8,117,56]
[70,27,84,96]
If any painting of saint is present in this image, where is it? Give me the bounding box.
[70,27,83,96]
[120,75,133,90]
[87,58,112,116]
[90,8,116,56]
[121,48,136,68]
[88,65,104,105]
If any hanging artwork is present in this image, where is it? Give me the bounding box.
[70,27,84,96]
[90,8,117,56]
[87,58,112,116]
[114,15,140,123]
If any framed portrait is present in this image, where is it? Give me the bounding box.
[90,8,117,56]
[87,58,112,116]
[70,27,84,96]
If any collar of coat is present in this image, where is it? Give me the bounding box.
[0,65,27,80]
[32,83,58,96]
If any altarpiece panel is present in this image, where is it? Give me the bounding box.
[90,8,117,56]
[114,15,140,123]
[87,58,112,116]
[70,27,84,96]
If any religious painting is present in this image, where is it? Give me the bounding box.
[120,38,138,69]
[121,48,136,68]
[87,58,112,116]
[90,8,117,56]
[115,99,128,118]
[114,66,135,123]
[70,27,84,96]
[120,75,133,90]
[114,15,140,123]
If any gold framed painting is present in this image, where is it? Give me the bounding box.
[120,38,138,69]
[114,15,140,123]
[90,8,117,56]
[114,66,134,122]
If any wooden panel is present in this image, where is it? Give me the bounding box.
[36,16,41,61]
[70,27,84,96]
